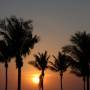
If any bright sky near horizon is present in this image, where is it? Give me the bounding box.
[0,0,90,90]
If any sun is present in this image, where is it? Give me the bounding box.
[32,74,39,84]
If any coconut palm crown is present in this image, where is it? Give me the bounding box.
[62,31,90,90]
[49,52,70,73]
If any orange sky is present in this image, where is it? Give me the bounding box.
[0,0,90,90]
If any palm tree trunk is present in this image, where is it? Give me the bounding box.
[87,76,89,90]
[42,70,44,90]
[42,78,43,90]
[83,77,85,90]
[86,66,89,90]
[5,61,8,90]
[87,74,89,90]
[18,67,21,90]
[16,54,22,90]
[60,72,63,90]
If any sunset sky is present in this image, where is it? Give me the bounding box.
[0,0,90,90]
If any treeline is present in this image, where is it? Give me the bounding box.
[0,16,90,90]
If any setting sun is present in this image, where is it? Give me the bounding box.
[32,74,39,84]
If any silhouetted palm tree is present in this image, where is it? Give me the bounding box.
[0,22,12,90]
[63,31,90,90]
[29,51,50,90]
[0,16,39,90]
[1,44,10,90]
[0,40,5,88]
[49,52,71,90]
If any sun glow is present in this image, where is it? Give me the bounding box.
[32,74,39,84]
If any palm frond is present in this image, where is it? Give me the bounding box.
[48,61,58,72]
[49,51,71,73]
[63,31,90,78]
[29,61,41,70]
[29,51,50,71]
[70,70,82,77]
[48,65,58,72]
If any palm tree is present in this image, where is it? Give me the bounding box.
[0,22,13,90]
[1,42,11,90]
[29,51,50,90]
[0,40,5,88]
[62,31,90,90]
[0,16,39,90]
[49,52,71,90]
